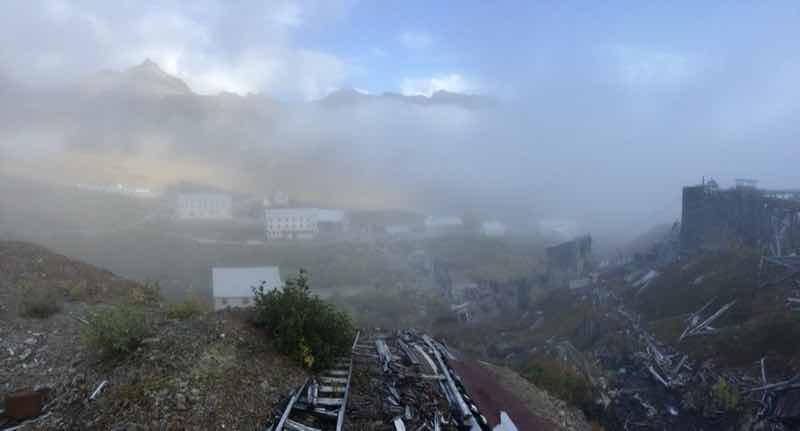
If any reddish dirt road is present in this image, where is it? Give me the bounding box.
[451,359,557,431]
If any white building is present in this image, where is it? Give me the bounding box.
[265,208,347,240]
[480,221,507,237]
[212,266,281,311]
[176,193,233,220]
[265,208,318,240]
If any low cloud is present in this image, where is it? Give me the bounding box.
[401,73,475,96]
[609,44,700,90]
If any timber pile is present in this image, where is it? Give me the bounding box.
[345,330,489,430]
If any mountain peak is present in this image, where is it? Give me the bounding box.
[79,59,192,96]
[132,58,163,74]
[317,87,372,106]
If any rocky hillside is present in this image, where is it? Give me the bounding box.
[0,241,306,430]
[1,240,588,430]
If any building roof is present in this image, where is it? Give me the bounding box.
[212,266,281,298]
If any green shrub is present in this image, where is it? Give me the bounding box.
[82,305,151,357]
[19,282,62,318]
[252,269,355,370]
[66,280,90,301]
[129,281,162,305]
[711,377,739,411]
[522,358,594,408]
[166,299,207,320]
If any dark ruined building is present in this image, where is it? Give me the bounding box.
[545,234,592,288]
[680,179,800,256]
[431,258,534,322]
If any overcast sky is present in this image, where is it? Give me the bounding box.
[1,1,796,100]
[2,1,800,240]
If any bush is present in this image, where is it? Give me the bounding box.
[522,358,594,408]
[129,281,162,305]
[19,282,62,318]
[82,305,151,357]
[711,377,739,411]
[66,280,90,301]
[252,269,355,370]
[166,299,207,320]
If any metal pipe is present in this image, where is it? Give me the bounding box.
[274,381,306,431]
[335,331,360,431]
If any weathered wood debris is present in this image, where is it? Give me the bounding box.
[345,330,492,430]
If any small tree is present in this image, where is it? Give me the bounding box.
[252,269,355,370]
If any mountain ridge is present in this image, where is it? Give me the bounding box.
[78,59,193,97]
[318,86,490,109]
[71,59,486,108]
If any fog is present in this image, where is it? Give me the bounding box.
[2,1,800,244]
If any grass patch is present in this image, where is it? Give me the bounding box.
[521,358,594,409]
[635,249,800,367]
[423,236,543,282]
[65,280,90,301]
[128,281,162,305]
[190,341,238,386]
[166,299,208,320]
[711,377,740,411]
[634,250,760,321]
[82,305,151,357]
[18,282,62,318]
[329,287,452,329]
[115,375,175,404]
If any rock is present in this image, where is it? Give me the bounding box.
[19,348,32,360]
[176,393,188,411]
[72,373,86,386]
[24,337,37,345]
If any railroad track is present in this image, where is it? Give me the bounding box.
[351,329,493,431]
[265,330,496,430]
[265,332,359,431]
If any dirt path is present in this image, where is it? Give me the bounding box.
[450,359,558,430]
